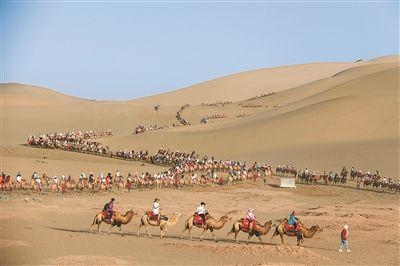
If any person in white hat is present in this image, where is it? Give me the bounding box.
[246,208,256,230]
[339,224,351,252]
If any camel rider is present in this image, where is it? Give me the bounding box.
[79,172,86,180]
[196,202,208,227]
[103,198,115,222]
[246,208,256,230]
[288,211,299,231]
[16,172,22,183]
[152,198,161,222]
[89,172,94,183]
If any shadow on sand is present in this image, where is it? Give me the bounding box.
[47,226,335,251]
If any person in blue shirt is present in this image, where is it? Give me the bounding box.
[288,211,299,231]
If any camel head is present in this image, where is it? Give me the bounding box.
[264,220,273,227]
[173,212,182,217]
[311,225,320,232]
[220,215,229,222]
[126,209,138,216]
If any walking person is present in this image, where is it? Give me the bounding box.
[339,224,351,252]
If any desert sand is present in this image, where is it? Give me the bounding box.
[1,55,399,265]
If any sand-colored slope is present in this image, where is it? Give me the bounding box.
[1,56,399,177]
[0,83,88,106]
[130,62,363,105]
[105,60,399,176]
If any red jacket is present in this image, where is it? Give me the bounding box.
[341,229,348,240]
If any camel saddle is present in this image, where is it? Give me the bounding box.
[147,210,158,221]
[241,218,256,232]
[193,214,206,226]
[284,222,295,232]
[102,210,114,221]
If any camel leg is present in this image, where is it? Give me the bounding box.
[137,224,142,237]
[180,228,187,239]
[108,224,114,235]
[257,236,264,245]
[280,234,284,244]
[188,227,193,241]
[119,225,124,237]
[246,234,251,245]
[160,225,164,239]
[210,229,217,243]
[90,221,97,234]
[225,229,234,241]
[200,228,207,241]
[160,226,167,239]
[145,225,152,238]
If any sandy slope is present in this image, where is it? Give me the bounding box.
[0,55,399,265]
[1,56,399,174]
[1,180,399,265]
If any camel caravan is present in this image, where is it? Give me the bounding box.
[239,103,263,108]
[90,199,320,247]
[133,123,181,135]
[200,101,232,107]
[236,113,251,118]
[23,130,399,194]
[247,91,276,101]
[0,159,272,194]
[200,114,227,124]
[276,165,400,193]
[27,130,112,155]
[176,104,190,125]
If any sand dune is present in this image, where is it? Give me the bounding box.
[1,55,399,265]
[1,56,399,177]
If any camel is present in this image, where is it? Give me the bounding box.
[272,219,320,246]
[91,209,136,236]
[226,219,274,244]
[137,212,182,239]
[180,214,231,242]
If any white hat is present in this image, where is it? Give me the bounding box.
[344,224,349,230]
[249,208,254,212]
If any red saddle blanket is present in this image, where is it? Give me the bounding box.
[193,214,205,226]
[284,222,295,231]
[102,210,112,220]
[242,218,256,232]
[148,211,158,220]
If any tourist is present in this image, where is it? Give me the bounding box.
[339,224,351,252]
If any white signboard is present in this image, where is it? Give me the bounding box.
[280,177,296,188]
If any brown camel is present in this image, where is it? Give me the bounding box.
[180,214,230,242]
[272,219,320,246]
[90,209,136,236]
[226,219,274,244]
[137,212,182,239]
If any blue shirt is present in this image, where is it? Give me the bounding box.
[288,214,298,225]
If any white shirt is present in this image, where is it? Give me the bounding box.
[196,205,206,215]
[152,202,160,214]
[246,211,255,221]
[16,175,22,182]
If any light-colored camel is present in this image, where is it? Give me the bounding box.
[226,219,274,244]
[272,219,320,246]
[91,209,136,236]
[137,212,182,239]
[180,214,230,242]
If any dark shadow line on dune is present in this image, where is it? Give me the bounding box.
[47,226,284,245]
[47,227,331,250]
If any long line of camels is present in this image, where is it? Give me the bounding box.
[91,208,320,247]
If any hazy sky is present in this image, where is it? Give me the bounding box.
[2,1,399,100]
